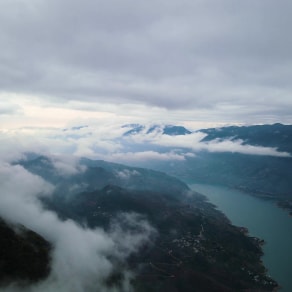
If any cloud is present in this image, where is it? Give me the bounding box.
[0,122,125,162]
[123,130,291,157]
[48,155,87,176]
[0,162,155,292]
[109,151,187,163]
[0,0,292,125]
[115,169,141,180]
[126,130,205,147]
[203,139,291,157]
[1,122,290,167]
[109,213,156,259]
[162,134,291,157]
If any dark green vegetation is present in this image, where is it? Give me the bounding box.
[0,218,51,287]
[20,156,278,291]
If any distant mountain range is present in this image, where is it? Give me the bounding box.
[59,123,292,209]
[123,123,292,153]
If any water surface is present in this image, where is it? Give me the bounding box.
[190,183,292,292]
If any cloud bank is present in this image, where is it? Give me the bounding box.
[120,125,291,158]
[0,123,290,170]
[0,0,292,126]
[0,162,155,292]
[144,133,291,158]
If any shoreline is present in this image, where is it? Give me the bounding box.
[189,183,290,291]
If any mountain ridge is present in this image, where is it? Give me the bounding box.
[0,218,51,286]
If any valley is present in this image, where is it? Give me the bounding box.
[21,156,278,291]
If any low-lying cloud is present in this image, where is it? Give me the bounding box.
[1,123,290,167]
[123,128,291,158]
[0,121,290,290]
[49,155,87,177]
[201,138,291,157]
[110,151,187,163]
[0,162,155,292]
[115,169,141,180]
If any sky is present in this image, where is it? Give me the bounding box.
[0,0,292,130]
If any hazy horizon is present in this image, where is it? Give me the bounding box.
[0,0,292,130]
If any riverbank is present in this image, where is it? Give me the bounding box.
[233,185,292,217]
[190,183,292,292]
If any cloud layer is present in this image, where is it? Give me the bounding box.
[0,0,292,126]
[0,123,290,173]
[0,162,155,292]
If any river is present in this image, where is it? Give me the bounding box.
[190,183,292,292]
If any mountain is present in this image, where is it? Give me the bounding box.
[124,124,292,214]
[161,125,192,136]
[20,156,189,196]
[19,155,278,291]
[122,124,192,136]
[0,218,51,286]
[150,151,292,197]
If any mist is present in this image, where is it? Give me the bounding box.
[0,161,155,292]
[1,123,290,166]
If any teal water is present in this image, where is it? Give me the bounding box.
[190,183,292,292]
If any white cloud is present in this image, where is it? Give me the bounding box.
[115,169,141,180]
[109,151,186,162]
[48,155,86,176]
[0,162,155,292]
[125,131,291,157]
[131,131,206,148]
[204,139,291,157]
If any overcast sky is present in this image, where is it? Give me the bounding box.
[0,0,292,129]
